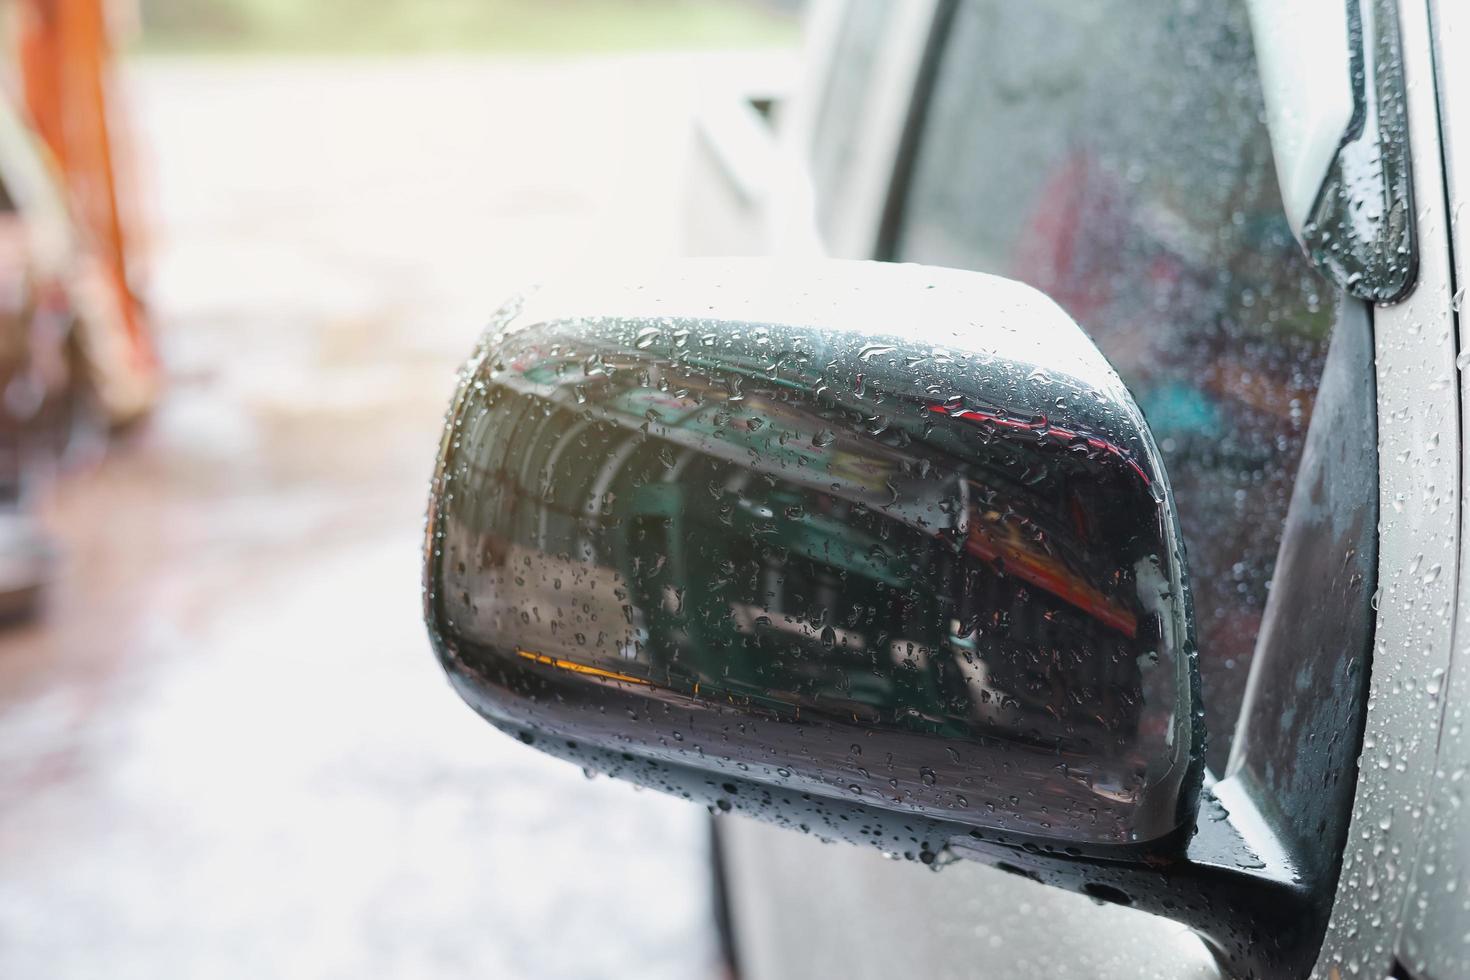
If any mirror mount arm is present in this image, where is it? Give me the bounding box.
[944,777,1314,978]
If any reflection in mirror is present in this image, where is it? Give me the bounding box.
[425,261,1202,853]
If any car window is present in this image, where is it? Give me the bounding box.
[809,0,891,241]
[892,0,1338,769]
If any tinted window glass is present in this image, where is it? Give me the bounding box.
[895,0,1337,768]
[809,0,891,239]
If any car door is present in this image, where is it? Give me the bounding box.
[713,1,1462,978]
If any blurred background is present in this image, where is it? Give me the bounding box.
[0,1,800,977]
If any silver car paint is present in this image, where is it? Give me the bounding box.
[1398,1,1470,977]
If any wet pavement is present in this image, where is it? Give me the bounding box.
[0,53,772,979]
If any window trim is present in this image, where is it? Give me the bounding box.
[873,0,957,261]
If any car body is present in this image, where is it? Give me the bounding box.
[676,2,1469,978]
[424,1,1470,978]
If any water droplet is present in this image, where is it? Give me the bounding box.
[858,344,896,361]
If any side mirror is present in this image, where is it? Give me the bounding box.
[425,258,1202,857]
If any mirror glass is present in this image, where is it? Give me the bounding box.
[425,261,1202,851]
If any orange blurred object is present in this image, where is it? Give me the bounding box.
[12,0,156,423]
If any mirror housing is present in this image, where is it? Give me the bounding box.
[424,259,1203,858]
